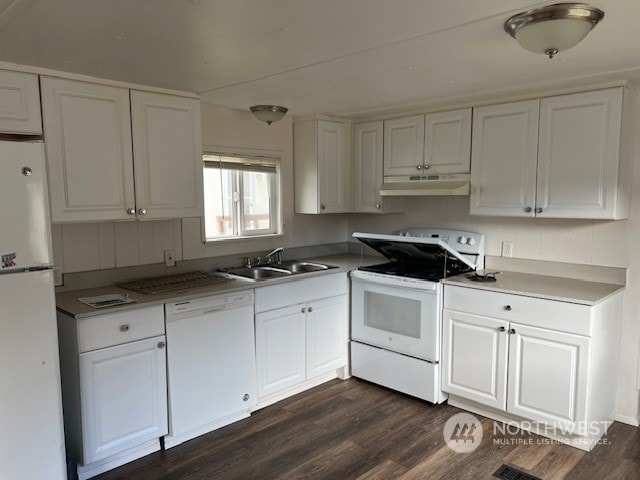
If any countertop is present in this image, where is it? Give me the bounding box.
[442,269,624,306]
[56,253,381,319]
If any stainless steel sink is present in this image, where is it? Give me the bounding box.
[279,261,335,273]
[224,266,292,281]
[221,260,337,281]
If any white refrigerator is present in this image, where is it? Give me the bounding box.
[0,141,66,480]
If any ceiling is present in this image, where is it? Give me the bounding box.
[1,0,639,118]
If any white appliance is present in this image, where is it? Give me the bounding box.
[164,291,257,448]
[0,141,67,480]
[350,228,484,403]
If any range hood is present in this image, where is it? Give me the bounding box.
[379,173,470,196]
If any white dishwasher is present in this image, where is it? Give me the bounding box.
[164,290,256,448]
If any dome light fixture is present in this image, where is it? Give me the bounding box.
[504,3,604,59]
[249,105,288,125]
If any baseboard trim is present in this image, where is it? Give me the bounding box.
[614,413,640,427]
[77,440,160,480]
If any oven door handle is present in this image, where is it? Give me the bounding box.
[351,273,438,292]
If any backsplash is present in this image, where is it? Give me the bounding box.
[347,196,629,269]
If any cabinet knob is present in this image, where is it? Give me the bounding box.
[535,207,543,214]
[21,167,32,176]
[243,394,250,402]
[375,204,381,210]
[416,165,422,170]
[127,208,136,215]
[504,305,512,311]
[524,207,532,213]
[498,326,506,332]
[509,328,516,335]
[424,164,430,170]
[320,204,326,210]
[138,208,147,215]
[120,324,129,332]
[308,306,313,313]
[157,341,166,349]
[301,307,306,313]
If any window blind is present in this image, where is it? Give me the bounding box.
[203,154,278,174]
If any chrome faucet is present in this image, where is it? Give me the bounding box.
[264,247,284,265]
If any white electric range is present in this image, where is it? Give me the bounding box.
[350,228,484,403]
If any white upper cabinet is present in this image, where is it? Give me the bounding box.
[536,89,625,219]
[353,121,403,213]
[424,108,471,174]
[294,119,349,214]
[0,70,42,134]
[471,87,630,219]
[42,78,204,222]
[470,100,539,217]
[41,77,136,223]
[383,115,424,176]
[130,91,204,220]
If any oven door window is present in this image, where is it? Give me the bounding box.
[364,291,421,338]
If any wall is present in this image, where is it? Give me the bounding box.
[52,103,347,273]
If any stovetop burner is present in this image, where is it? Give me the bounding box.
[467,272,500,282]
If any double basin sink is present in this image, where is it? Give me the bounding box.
[222,260,338,281]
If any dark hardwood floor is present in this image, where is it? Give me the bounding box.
[96,379,640,480]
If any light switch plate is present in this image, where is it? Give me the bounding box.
[501,241,513,258]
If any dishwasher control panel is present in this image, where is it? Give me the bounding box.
[166,291,254,316]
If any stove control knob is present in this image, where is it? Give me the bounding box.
[458,236,467,244]
[467,237,477,246]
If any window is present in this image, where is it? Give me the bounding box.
[203,153,280,240]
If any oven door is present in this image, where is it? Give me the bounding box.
[351,272,441,362]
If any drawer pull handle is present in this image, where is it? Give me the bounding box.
[509,328,516,335]
[120,324,129,332]
[157,341,166,349]
[498,326,506,332]
[504,305,512,311]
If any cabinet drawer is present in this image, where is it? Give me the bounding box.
[255,273,348,313]
[78,305,165,353]
[444,286,592,336]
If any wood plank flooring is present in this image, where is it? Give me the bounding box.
[96,379,640,480]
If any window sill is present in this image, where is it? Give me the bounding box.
[203,232,284,245]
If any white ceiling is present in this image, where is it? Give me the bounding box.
[1,0,639,117]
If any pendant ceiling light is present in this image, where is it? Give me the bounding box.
[504,3,604,59]
[250,105,288,125]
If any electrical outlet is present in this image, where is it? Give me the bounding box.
[52,265,63,286]
[501,241,513,258]
[164,249,176,267]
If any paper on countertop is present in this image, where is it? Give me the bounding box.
[78,294,138,309]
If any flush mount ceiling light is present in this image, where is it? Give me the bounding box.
[250,105,288,125]
[504,3,604,59]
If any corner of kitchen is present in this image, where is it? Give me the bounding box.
[2,2,640,479]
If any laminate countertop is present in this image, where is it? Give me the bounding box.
[442,270,624,306]
[56,253,381,319]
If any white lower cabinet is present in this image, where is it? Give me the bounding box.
[255,273,349,404]
[443,285,622,450]
[57,305,167,479]
[79,336,168,464]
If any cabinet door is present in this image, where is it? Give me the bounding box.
[41,77,136,222]
[317,120,345,213]
[79,336,167,464]
[470,100,539,217]
[442,309,509,410]
[354,121,384,212]
[383,115,425,176]
[256,304,306,397]
[507,323,589,432]
[424,108,471,174]
[536,88,623,219]
[0,70,42,134]
[306,295,348,379]
[131,91,204,220]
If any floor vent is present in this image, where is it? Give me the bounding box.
[493,464,541,480]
